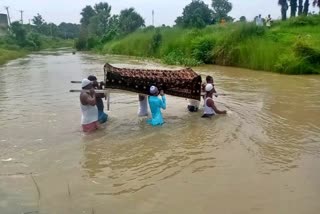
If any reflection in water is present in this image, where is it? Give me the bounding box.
[0,51,320,213]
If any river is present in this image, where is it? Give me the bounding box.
[0,49,320,214]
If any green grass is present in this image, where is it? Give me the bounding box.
[0,48,27,65]
[0,36,74,65]
[99,15,320,74]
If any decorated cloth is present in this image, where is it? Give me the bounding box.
[104,63,202,100]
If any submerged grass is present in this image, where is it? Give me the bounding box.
[100,15,320,74]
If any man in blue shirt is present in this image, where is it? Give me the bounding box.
[88,75,108,124]
[147,86,166,126]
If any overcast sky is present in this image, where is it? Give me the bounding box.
[1,0,319,25]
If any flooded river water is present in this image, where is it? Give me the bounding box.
[0,50,320,214]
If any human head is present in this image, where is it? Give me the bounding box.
[88,75,98,87]
[81,78,93,90]
[268,14,271,18]
[149,85,159,96]
[206,75,214,84]
[259,14,261,18]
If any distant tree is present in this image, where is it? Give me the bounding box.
[289,0,298,17]
[32,13,45,32]
[119,8,145,35]
[303,0,310,14]
[278,0,289,20]
[175,0,213,28]
[10,21,27,45]
[80,6,96,26]
[239,16,246,22]
[212,0,233,22]
[298,0,304,15]
[58,23,80,39]
[93,2,112,35]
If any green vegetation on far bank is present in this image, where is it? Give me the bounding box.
[97,15,320,74]
[0,36,74,65]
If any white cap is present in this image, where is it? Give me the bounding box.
[81,78,91,88]
[205,84,214,92]
[149,85,159,95]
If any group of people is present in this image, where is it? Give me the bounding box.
[255,14,272,28]
[79,75,226,133]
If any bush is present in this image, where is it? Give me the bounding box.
[294,39,320,64]
[163,50,200,66]
[149,29,162,55]
[87,36,101,50]
[75,37,87,50]
[275,53,319,74]
[191,36,215,64]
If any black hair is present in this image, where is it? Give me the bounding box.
[88,75,97,81]
[206,75,213,82]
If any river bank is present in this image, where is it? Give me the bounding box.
[0,38,74,65]
[95,15,320,75]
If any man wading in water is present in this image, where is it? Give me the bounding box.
[80,79,99,132]
[147,86,166,126]
[88,75,108,124]
[202,84,227,118]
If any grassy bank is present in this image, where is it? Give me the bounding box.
[99,15,320,74]
[0,37,74,65]
[0,48,28,65]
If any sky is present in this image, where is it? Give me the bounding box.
[0,0,319,26]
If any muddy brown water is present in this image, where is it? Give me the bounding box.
[0,50,319,214]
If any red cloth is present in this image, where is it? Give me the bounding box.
[82,121,99,132]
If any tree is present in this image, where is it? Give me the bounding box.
[119,8,145,35]
[239,16,246,22]
[32,13,45,32]
[212,0,233,22]
[58,23,80,39]
[10,21,26,45]
[303,0,310,15]
[93,2,112,36]
[175,0,213,28]
[289,0,297,17]
[80,6,96,26]
[278,0,289,20]
[298,0,304,15]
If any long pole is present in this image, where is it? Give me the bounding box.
[152,10,154,26]
[19,10,24,24]
[5,6,11,26]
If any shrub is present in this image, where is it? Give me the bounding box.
[191,36,215,64]
[163,50,200,66]
[275,53,319,74]
[149,29,162,55]
[294,39,320,64]
[75,37,87,50]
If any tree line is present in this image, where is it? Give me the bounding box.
[76,2,145,50]
[5,14,80,50]
[75,0,235,50]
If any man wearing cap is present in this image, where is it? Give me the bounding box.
[80,79,99,132]
[202,83,227,118]
[147,86,166,126]
[88,75,108,124]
